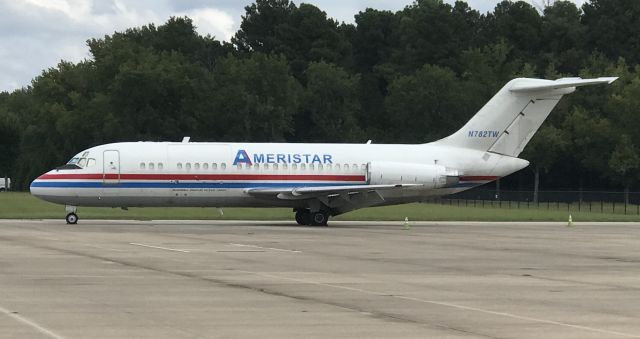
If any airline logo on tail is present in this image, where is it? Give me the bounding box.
[233,149,334,165]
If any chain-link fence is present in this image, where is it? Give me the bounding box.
[425,188,640,215]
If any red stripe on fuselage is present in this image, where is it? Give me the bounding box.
[38,173,366,181]
[459,176,499,181]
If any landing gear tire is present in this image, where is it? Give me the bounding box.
[66,212,78,224]
[295,210,311,226]
[310,211,329,226]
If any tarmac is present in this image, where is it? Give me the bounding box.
[0,219,639,338]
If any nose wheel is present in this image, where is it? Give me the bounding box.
[65,212,78,224]
[65,205,78,224]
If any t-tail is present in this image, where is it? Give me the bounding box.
[435,77,618,157]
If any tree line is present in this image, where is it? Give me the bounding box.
[1,0,640,195]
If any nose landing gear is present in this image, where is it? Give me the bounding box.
[65,205,78,224]
[65,212,78,224]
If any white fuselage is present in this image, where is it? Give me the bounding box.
[30,141,528,210]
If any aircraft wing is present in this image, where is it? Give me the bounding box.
[246,184,421,200]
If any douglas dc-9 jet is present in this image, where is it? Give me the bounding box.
[31,77,617,225]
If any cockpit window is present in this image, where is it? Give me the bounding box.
[66,152,93,168]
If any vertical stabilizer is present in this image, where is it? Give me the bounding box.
[434,77,617,157]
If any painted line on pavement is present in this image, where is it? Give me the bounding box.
[229,243,301,253]
[0,305,66,339]
[129,243,190,253]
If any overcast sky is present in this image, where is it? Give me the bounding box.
[0,0,587,92]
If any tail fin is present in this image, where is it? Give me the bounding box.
[434,77,617,157]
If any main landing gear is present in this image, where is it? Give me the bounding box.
[65,205,78,224]
[295,209,329,226]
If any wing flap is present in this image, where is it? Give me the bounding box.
[246,184,421,200]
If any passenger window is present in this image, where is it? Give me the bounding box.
[158,163,164,170]
[318,164,323,170]
[309,164,315,170]
[221,163,226,170]
[292,164,298,170]
[186,163,191,171]
[273,164,278,170]
[283,163,288,170]
[353,164,357,169]
[255,164,259,171]
[149,163,155,170]
[344,164,349,170]
[203,163,208,170]
[264,163,269,170]
[237,164,242,169]
[140,162,146,170]
[336,164,340,170]
[301,163,306,170]
[194,163,200,170]
[177,163,183,170]
[87,158,96,167]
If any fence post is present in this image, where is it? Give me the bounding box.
[613,201,616,213]
[601,201,604,213]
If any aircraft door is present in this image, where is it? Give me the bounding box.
[103,150,120,184]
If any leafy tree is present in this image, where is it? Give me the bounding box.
[384,64,468,143]
[233,0,352,76]
[484,1,542,60]
[540,1,586,74]
[608,134,639,203]
[206,53,302,141]
[522,125,568,202]
[296,62,362,142]
[391,0,482,72]
[582,0,640,66]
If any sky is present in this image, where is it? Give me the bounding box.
[0,0,587,92]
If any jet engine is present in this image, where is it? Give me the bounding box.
[366,161,458,189]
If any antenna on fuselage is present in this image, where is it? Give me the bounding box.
[182,137,190,143]
[366,140,372,144]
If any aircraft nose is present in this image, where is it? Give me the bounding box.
[30,173,50,201]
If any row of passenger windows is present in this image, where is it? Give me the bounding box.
[140,162,164,170]
[139,162,366,171]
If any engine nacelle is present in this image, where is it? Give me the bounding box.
[367,161,457,189]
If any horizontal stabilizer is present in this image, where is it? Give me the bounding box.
[510,77,618,93]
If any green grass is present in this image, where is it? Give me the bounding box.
[1,192,639,221]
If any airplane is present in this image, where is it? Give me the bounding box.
[30,77,617,226]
